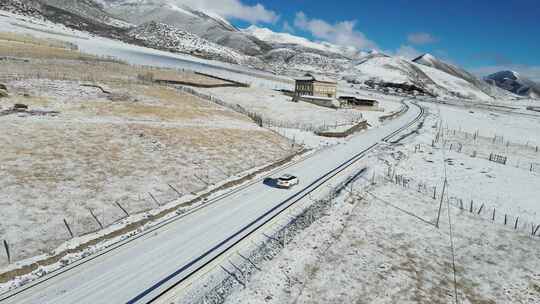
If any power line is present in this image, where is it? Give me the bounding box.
[439,108,459,304]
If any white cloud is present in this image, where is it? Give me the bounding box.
[177,0,279,24]
[293,11,376,49]
[470,65,540,82]
[393,45,423,60]
[282,21,295,33]
[407,32,437,45]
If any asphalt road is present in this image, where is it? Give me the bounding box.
[0,101,422,304]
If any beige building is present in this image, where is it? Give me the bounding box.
[294,73,337,99]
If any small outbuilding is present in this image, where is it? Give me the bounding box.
[338,96,379,107]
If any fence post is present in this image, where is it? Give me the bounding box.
[477,204,484,215]
[469,200,474,213]
[492,208,495,221]
[504,214,507,225]
[435,179,447,228]
[3,240,10,264]
[115,201,129,217]
[149,192,161,206]
[63,219,74,238]
[88,208,104,229]
[168,183,182,197]
[514,217,519,230]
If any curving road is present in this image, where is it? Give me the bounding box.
[0,101,423,304]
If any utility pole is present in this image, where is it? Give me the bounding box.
[435,178,447,228]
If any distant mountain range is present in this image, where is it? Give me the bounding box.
[484,71,540,99]
[1,0,538,101]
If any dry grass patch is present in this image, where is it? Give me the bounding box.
[0,32,77,50]
[0,40,97,61]
[152,70,233,86]
[0,38,296,273]
[0,119,292,265]
[0,32,224,87]
[0,77,294,268]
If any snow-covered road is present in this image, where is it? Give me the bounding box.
[0,102,422,304]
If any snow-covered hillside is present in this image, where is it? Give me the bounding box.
[416,63,492,101]
[485,70,540,99]
[128,21,250,64]
[1,0,530,102]
[244,25,359,58]
[413,53,517,100]
[263,49,350,74]
[42,0,133,28]
[0,0,132,40]
[413,53,479,84]
[0,0,43,19]
[100,0,268,56]
[347,54,494,101]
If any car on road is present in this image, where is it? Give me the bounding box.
[276,174,299,189]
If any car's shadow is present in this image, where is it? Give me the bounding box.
[263,177,279,188]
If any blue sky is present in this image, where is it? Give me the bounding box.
[218,0,540,80]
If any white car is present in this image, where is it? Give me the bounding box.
[276,174,299,189]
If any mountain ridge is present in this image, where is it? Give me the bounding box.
[485,70,540,99]
[1,0,536,101]
[413,53,517,100]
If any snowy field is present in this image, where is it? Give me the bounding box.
[434,102,540,146]
[223,177,540,304]
[197,86,401,130]
[214,100,540,304]
[0,76,296,268]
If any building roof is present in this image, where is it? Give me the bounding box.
[300,95,334,101]
[338,95,377,102]
[295,73,337,84]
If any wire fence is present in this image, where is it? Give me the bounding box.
[198,168,366,304]
[175,85,364,133]
[382,168,540,239]
[439,128,540,173]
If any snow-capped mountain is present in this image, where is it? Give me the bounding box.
[244,25,360,59]
[127,21,250,64]
[413,54,477,84]
[242,26,371,75]
[413,53,516,99]
[485,71,540,99]
[99,0,269,56]
[345,54,494,101]
[1,0,532,102]
[0,0,43,19]
[0,0,131,39]
[42,0,132,28]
